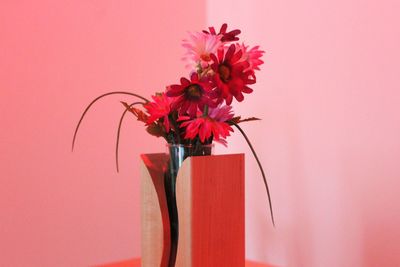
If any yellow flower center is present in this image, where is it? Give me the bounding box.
[200,53,211,62]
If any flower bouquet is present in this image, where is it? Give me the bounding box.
[72,23,274,266]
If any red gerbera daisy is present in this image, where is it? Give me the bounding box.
[210,44,256,105]
[166,72,216,117]
[203,23,241,42]
[144,93,172,132]
[178,105,234,144]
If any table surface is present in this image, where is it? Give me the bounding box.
[96,258,275,267]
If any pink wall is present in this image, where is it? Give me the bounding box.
[208,0,400,266]
[0,1,204,266]
[2,0,400,266]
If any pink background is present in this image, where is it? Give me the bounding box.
[1,0,400,266]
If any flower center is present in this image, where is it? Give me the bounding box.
[200,53,211,62]
[218,64,231,83]
[185,84,203,100]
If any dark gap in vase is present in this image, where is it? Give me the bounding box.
[164,144,213,267]
[164,170,178,267]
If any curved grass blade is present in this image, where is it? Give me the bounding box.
[72,91,150,151]
[233,123,275,227]
[115,101,144,172]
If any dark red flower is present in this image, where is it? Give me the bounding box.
[210,44,256,105]
[203,23,241,42]
[166,72,216,117]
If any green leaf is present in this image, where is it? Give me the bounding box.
[228,116,261,125]
[146,124,164,137]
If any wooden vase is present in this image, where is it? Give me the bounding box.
[140,153,245,267]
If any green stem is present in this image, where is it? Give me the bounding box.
[169,114,181,144]
[72,91,150,151]
[233,123,275,227]
[116,102,145,172]
[203,104,209,117]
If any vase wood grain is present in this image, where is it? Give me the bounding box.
[140,153,245,267]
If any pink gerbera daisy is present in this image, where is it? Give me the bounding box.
[166,72,216,117]
[236,43,265,73]
[144,93,172,132]
[210,44,256,105]
[208,104,234,122]
[182,31,223,70]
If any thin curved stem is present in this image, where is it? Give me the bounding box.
[169,115,181,144]
[233,123,275,227]
[116,101,144,172]
[72,91,150,151]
